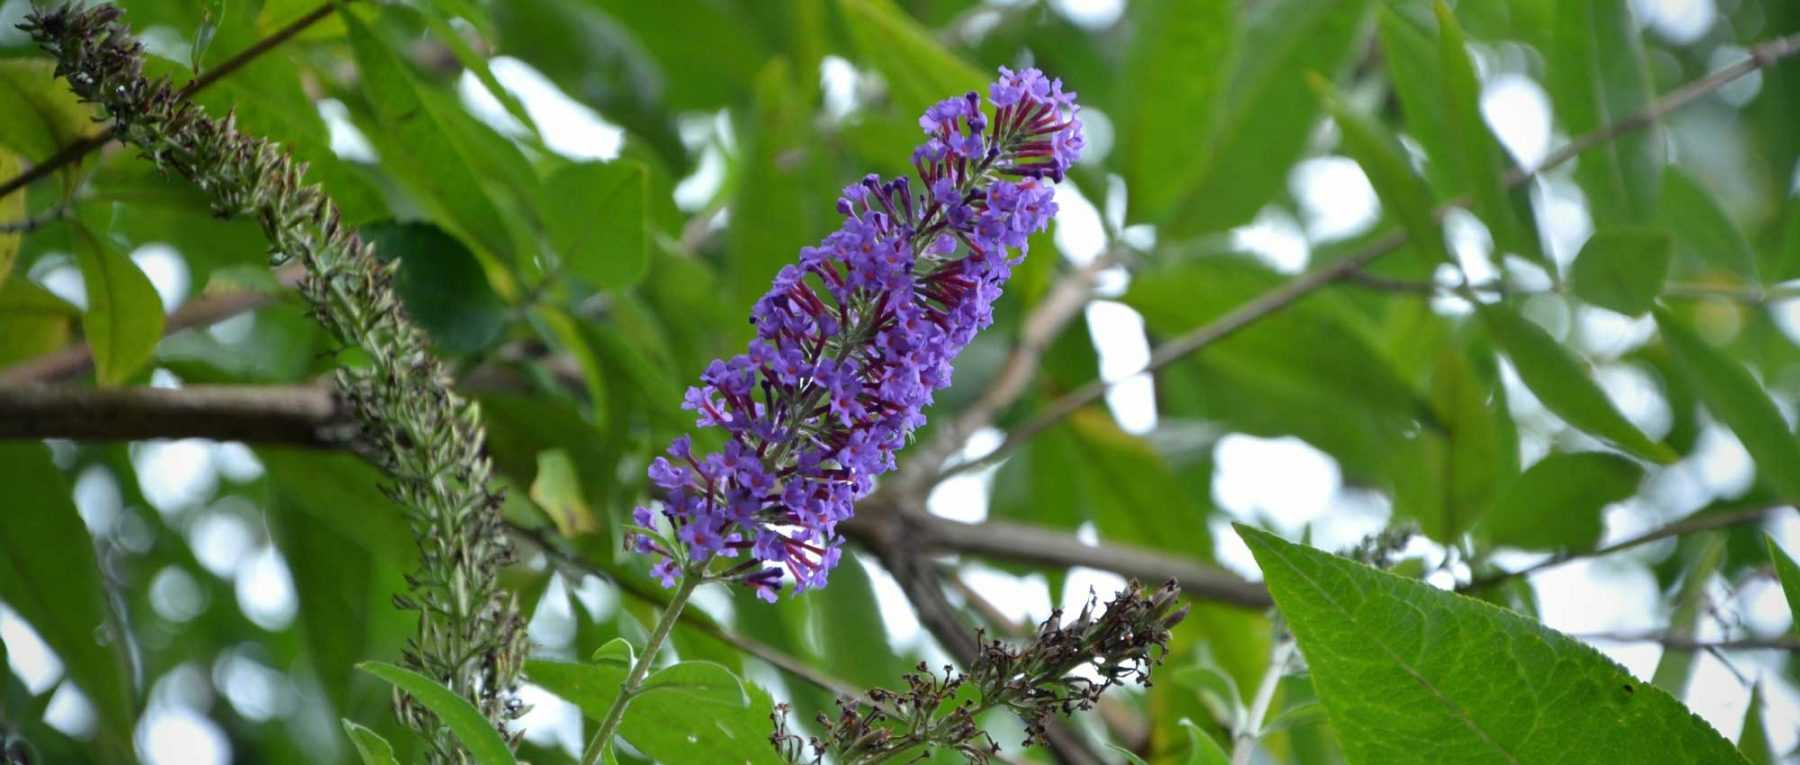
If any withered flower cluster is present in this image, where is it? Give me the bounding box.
[772,580,1186,764]
[22,6,526,762]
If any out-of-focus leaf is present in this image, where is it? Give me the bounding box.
[1434,1,1542,264]
[1109,747,1151,765]
[192,0,225,73]
[1649,534,1725,697]
[344,12,518,263]
[1549,0,1660,225]
[989,419,1087,531]
[358,662,517,765]
[1119,0,1235,221]
[1394,341,1517,541]
[587,0,769,110]
[1179,718,1231,765]
[837,0,986,120]
[0,443,136,760]
[0,277,75,368]
[1738,684,1775,765]
[1313,75,1449,266]
[529,659,784,764]
[1161,0,1373,238]
[72,224,165,386]
[1476,303,1673,463]
[1376,9,1452,191]
[277,500,375,715]
[529,449,597,538]
[341,720,401,765]
[1072,408,1212,558]
[731,60,833,312]
[0,148,20,292]
[1569,227,1672,316]
[592,637,634,668]
[809,552,907,691]
[1768,535,1800,636]
[1659,169,1759,281]
[0,59,97,191]
[361,221,506,355]
[545,161,649,289]
[1654,309,1800,501]
[1480,452,1642,551]
[415,5,537,135]
[1236,524,1748,764]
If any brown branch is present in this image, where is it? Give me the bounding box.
[0,2,336,202]
[935,31,1800,484]
[0,382,349,444]
[1459,504,1779,592]
[1574,633,1800,652]
[0,262,305,385]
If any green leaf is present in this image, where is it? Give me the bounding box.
[0,59,98,191]
[592,637,635,668]
[1767,535,1800,636]
[1480,452,1642,551]
[1548,0,1660,225]
[361,221,506,355]
[72,224,165,386]
[1108,747,1152,765]
[358,661,517,765]
[1179,718,1231,765]
[343,11,519,263]
[1313,74,1449,266]
[809,552,908,691]
[545,161,650,289]
[1653,309,1800,501]
[1475,303,1673,463]
[1120,0,1236,221]
[1393,341,1518,541]
[1569,227,1672,316]
[417,5,538,136]
[528,449,598,538]
[836,0,986,121]
[341,720,401,765]
[730,59,833,312]
[1162,0,1374,238]
[0,443,136,760]
[1738,684,1775,765]
[1659,168,1759,281]
[1434,1,1542,264]
[1235,524,1747,764]
[0,277,75,368]
[0,147,20,293]
[1072,408,1213,558]
[529,659,784,764]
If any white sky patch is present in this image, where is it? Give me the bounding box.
[1687,423,1755,500]
[927,428,1003,523]
[1076,107,1114,167]
[960,564,1054,627]
[44,682,96,739]
[1232,208,1309,274]
[1481,75,1553,169]
[134,439,219,514]
[317,99,376,163]
[673,142,727,211]
[1573,305,1657,360]
[460,57,624,162]
[1053,182,1107,267]
[131,244,189,314]
[518,682,585,758]
[1059,566,1129,617]
[1212,435,1342,534]
[1631,0,1716,45]
[74,465,123,536]
[1535,559,1663,676]
[213,442,266,484]
[188,511,254,578]
[1444,208,1499,285]
[138,705,229,765]
[150,567,208,624]
[1049,0,1124,29]
[1292,156,1379,243]
[1084,301,1157,434]
[1,605,63,693]
[1593,364,1672,441]
[862,554,924,648]
[820,56,862,121]
[1538,177,1593,271]
[235,546,298,631]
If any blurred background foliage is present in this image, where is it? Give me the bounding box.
[1,0,1800,763]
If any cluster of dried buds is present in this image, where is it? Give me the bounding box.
[772,580,1185,764]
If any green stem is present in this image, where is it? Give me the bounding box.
[580,570,702,765]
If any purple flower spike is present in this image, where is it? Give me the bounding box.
[631,67,1083,600]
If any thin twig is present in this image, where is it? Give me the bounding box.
[1344,271,1800,305]
[935,31,1800,483]
[0,2,337,202]
[0,204,72,233]
[1459,504,1780,592]
[1574,633,1800,652]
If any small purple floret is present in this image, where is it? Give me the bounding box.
[631,67,1083,600]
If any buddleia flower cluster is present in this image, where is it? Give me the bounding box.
[630,67,1084,600]
[770,580,1187,764]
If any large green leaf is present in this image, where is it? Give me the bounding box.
[358,662,517,765]
[1433,2,1542,264]
[1161,0,1373,238]
[1119,0,1236,221]
[528,658,784,764]
[1548,0,1660,225]
[0,277,76,368]
[1392,340,1517,541]
[1314,76,1448,266]
[1653,309,1800,501]
[1475,303,1672,463]
[1568,227,1672,316]
[343,11,519,264]
[836,0,986,121]
[1768,535,1800,636]
[1236,525,1746,764]
[0,444,136,760]
[72,224,165,386]
[361,221,506,355]
[1658,169,1758,281]
[0,59,97,192]
[545,161,650,289]
[1479,452,1642,551]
